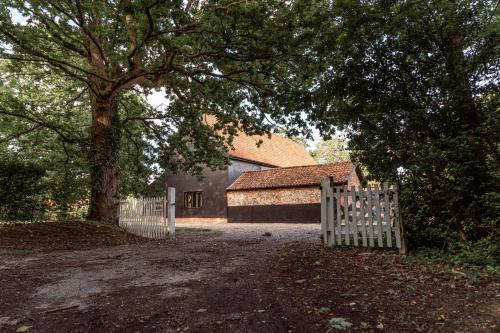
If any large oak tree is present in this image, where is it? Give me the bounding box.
[0,61,158,219]
[0,0,307,223]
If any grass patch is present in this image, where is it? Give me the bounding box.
[0,247,33,255]
[176,227,223,237]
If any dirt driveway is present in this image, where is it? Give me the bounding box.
[0,222,498,333]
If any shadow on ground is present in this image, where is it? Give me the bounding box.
[0,222,498,332]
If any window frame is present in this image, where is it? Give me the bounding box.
[184,191,203,209]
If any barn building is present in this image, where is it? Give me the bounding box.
[226,162,361,223]
[164,116,361,223]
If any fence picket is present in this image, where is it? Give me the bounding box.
[144,198,146,237]
[156,198,159,239]
[373,185,383,247]
[335,187,342,245]
[145,197,149,238]
[149,197,153,238]
[151,197,154,238]
[383,183,392,247]
[327,185,335,246]
[167,187,176,238]
[153,197,157,239]
[163,197,168,237]
[367,186,375,247]
[359,188,367,246]
[351,186,358,246]
[393,186,401,249]
[343,188,350,245]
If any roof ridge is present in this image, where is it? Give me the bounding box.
[239,160,352,174]
[227,160,355,191]
[204,113,316,167]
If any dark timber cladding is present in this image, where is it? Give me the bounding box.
[228,204,321,223]
[165,167,228,219]
[164,159,272,222]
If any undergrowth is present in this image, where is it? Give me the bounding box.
[404,237,500,282]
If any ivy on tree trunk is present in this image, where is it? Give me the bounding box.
[88,93,121,223]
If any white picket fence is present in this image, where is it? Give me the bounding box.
[320,178,407,254]
[118,187,175,239]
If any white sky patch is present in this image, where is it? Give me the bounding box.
[307,128,321,149]
[10,8,27,25]
[146,88,169,110]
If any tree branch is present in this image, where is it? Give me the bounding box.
[0,124,43,143]
[0,108,82,145]
[73,0,109,66]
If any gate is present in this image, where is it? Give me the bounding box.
[118,187,176,239]
[320,178,407,254]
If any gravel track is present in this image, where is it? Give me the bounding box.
[177,222,321,241]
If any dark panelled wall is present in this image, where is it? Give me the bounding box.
[228,204,321,223]
[165,167,229,218]
[164,158,270,219]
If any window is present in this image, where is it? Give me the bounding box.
[184,191,203,208]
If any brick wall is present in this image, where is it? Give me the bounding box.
[227,186,321,223]
[227,187,320,207]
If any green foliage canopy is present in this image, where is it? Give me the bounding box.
[0,1,311,221]
[0,0,309,174]
[297,0,499,246]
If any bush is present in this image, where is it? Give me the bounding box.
[0,159,47,220]
[400,172,500,250]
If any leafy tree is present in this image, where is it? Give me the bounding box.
[0,1,304,223]
[311,136,350,164]
[0,61,158,219]
[298,0,499,246]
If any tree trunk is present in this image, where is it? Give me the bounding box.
[87,93,121,224]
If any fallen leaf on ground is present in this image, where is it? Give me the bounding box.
[16,325,31,333]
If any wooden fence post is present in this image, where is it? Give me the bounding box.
[327,183,335,246]
[321,177,335,246]
[394,185,407,254]
[167,187,176,238]
[399,221,408,255]
[320,178,328,245]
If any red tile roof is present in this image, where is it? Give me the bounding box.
[227,161,355,191]
[203,115,316,167]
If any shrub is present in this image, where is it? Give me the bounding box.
[0,159,47,220]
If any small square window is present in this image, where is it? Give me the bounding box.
[184,191,202,208]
